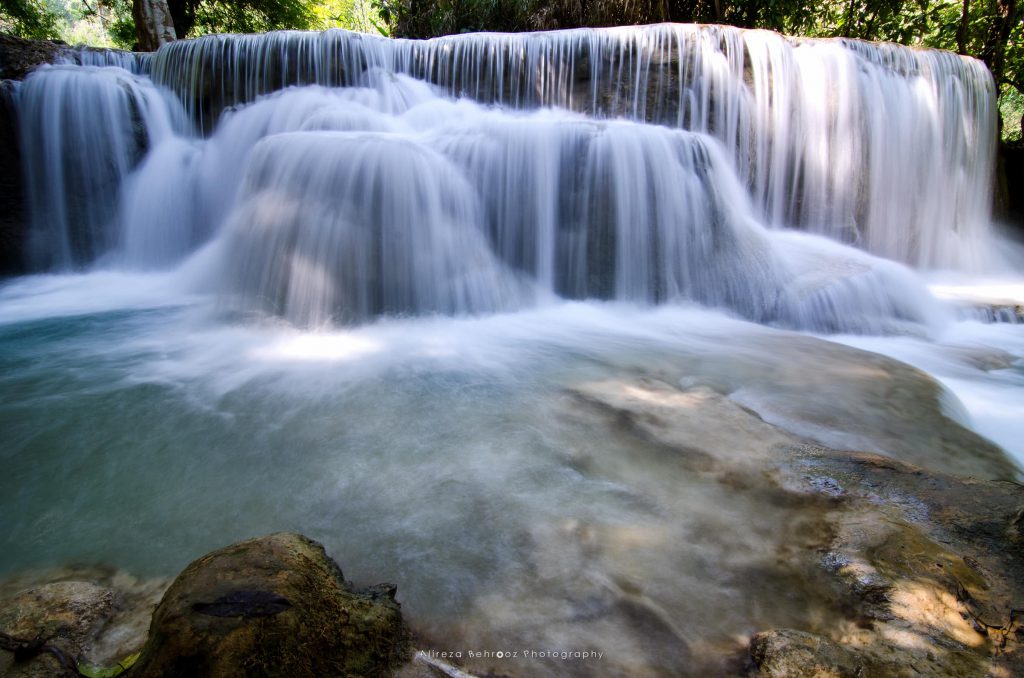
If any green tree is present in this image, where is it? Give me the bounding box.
[165,0,315,38]
[0,0,63,38]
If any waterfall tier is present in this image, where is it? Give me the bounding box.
[151,24,997,270]
[19,65,185,269]
[222,129,523,325]
[177,79,941,331]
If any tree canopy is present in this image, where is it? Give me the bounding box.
[1,0,381,44]
[0,0,62,39]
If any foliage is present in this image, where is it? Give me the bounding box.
[0,0,63,38]
[2,0,384,46]
[309,0,385,33]
[175,0,316,38]
[1002,83,1024,141]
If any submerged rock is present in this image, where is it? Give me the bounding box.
[561,366,1023,677]
[131,532,408,678]
[777,447,1024,677]
[0,581,112,677]
[0,567,168,678]
[750,629,862,677]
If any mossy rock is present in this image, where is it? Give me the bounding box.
[132,533,408,678]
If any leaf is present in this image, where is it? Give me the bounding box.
[369,15,390,36]
[76,652,140,678]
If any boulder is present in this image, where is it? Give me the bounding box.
[131,533,408,678]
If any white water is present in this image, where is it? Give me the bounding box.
[19,65,188,270]
[3,22,1023,676]
[16,65,950,334]
[150,24,998,270]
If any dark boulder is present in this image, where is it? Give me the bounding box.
[0,34,68,81]
[132,533,409,678]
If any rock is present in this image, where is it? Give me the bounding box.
[0,35,141,276]
[997,142,1024,229]
[0,566,169,677]
[1,36,64,278]
[562,367,1023,676]
[0,34,138,81]
[0,581,113,677]
[777,445,1024,677]
[0,79,25,276]
[0,35,68,81]
[131,532,408,678]
[750,629,863,677]
[570,379,799,470]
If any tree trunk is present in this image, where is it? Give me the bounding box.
[980,0,1017,88]
[133,0,177,52]
[956,0,970,55]
[841,0,858,38]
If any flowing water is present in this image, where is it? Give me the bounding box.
[1,23,1023,676]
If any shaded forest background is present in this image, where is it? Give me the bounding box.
[1,0,1022,140]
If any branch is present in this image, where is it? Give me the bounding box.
[1001,75,1024,97]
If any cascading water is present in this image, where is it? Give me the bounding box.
[150,24,997,270]
[19,65,187,269]
[2,23,1022,678]
[222,129,524,324]
[16,34,956,332]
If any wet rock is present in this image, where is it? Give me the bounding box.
[0,581,112,677]
[668,333,1017,480]
[749,629,862,677]
[0,35,68,81]
[953,302,1024,324]
[132,532,408,678]
[570,379,798,470]
[563,368,1023,676]
[0,34,138,80]
[779,445,1024,676]
[0,35,60,277]
[0,566,169,677]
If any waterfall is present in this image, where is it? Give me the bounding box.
[221,129,524,325]
[19,65,187,269]
[10,24,995,331]
[150,25,997,271]
[66,47,153,73]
